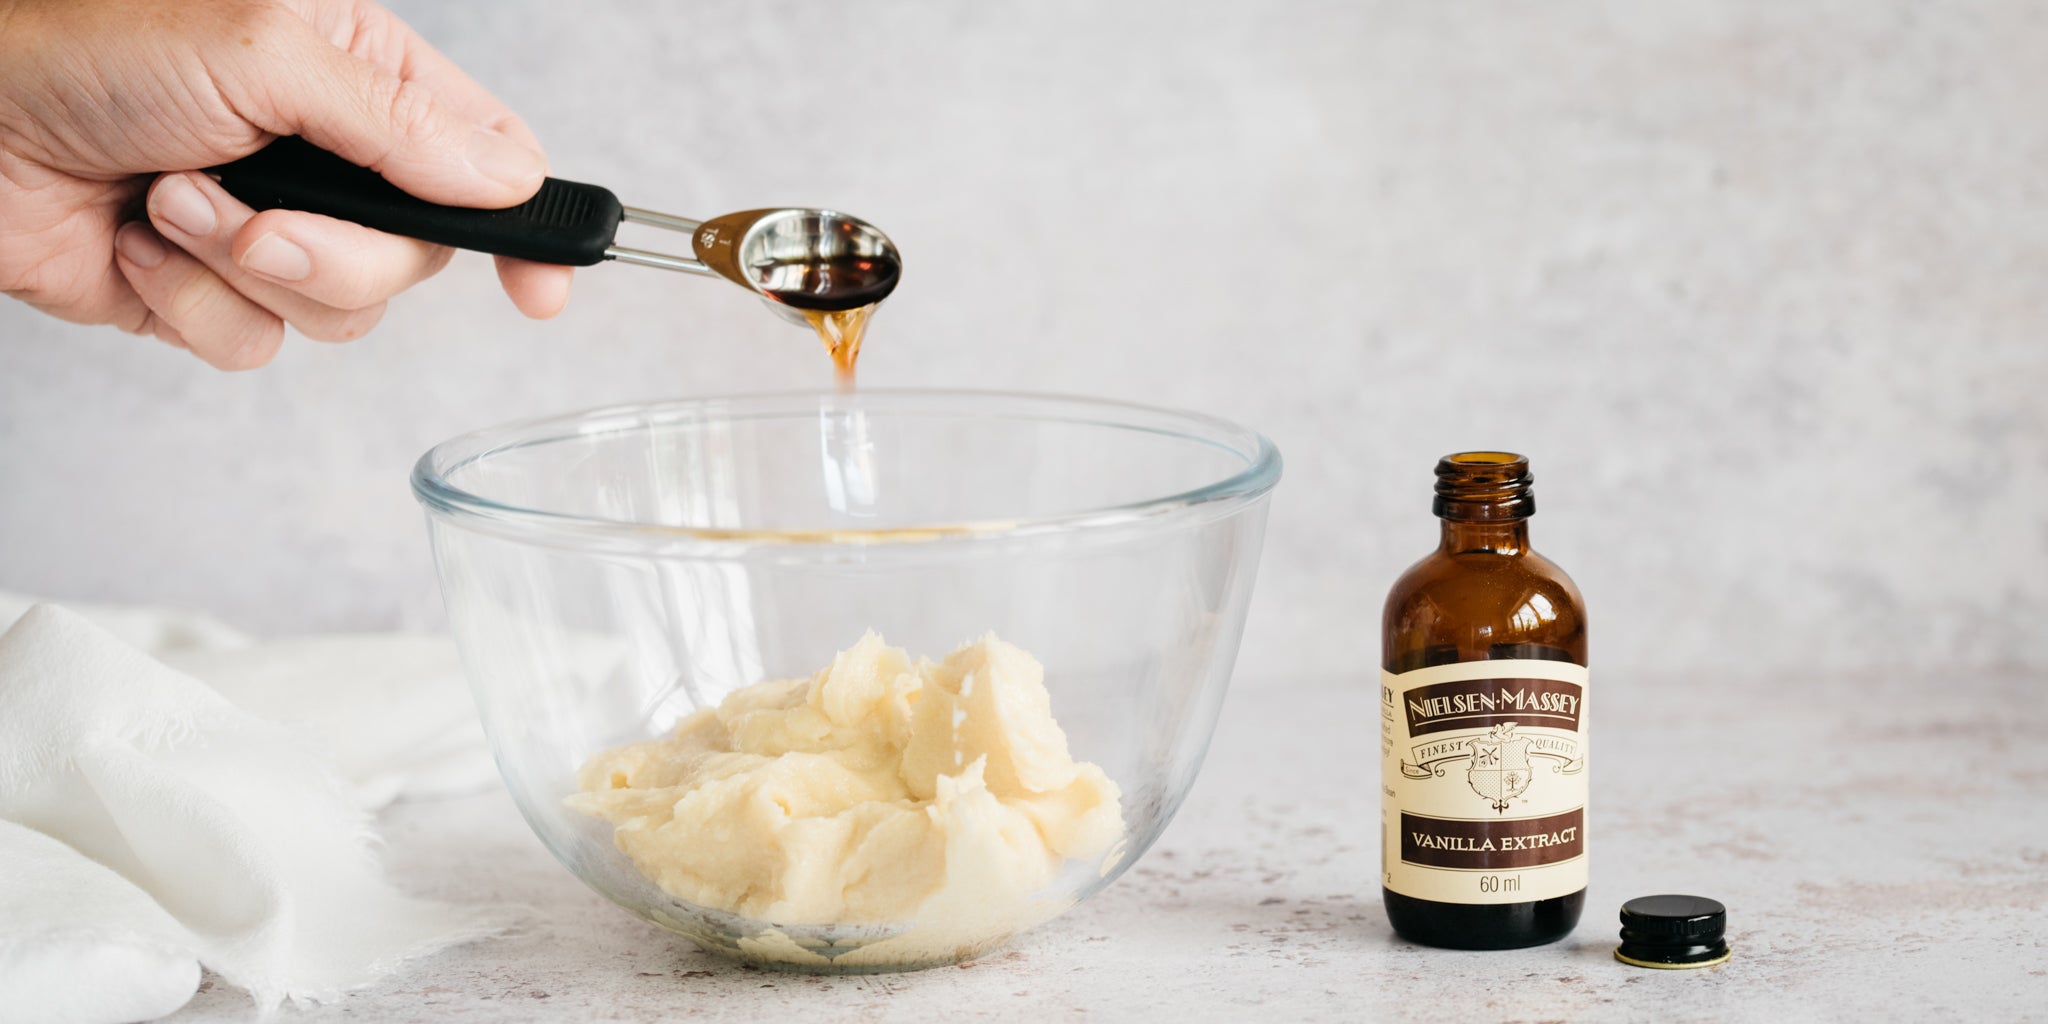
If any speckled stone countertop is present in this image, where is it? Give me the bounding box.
[167,670,2047,1023]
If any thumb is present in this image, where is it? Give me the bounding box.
[232,16,547,209]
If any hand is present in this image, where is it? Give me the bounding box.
[0,0,574,369]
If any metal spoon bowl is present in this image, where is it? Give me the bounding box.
[611,207,900,325]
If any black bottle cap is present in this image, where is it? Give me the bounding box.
[1615,895,1729,969]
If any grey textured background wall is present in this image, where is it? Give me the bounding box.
[3,1,2044,682]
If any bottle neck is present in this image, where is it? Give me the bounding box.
[1440,518,1530,555]
[1432,451,1536,554]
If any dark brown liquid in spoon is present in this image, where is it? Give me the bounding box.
[758,255,900,312]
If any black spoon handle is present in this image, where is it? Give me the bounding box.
[208,136,623,266]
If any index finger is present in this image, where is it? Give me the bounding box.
[318,1,546,150]
[296,1,574,313]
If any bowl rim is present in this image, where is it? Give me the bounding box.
[411,389,1282,549]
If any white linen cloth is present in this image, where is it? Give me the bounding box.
[0,596,513,1022]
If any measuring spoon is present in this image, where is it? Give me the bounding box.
[208,137,901,324]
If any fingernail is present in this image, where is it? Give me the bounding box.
[240,232,311,282]
[150,173,217,237]
[115,223,167,268]
[466,129,546,188]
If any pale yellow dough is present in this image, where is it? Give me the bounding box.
[567,632,1124,936]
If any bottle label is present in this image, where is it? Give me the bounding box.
[1381,659,1588,904]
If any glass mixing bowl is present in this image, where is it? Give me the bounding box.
[412,390,1280,971]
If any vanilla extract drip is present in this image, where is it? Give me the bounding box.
[801,304,875,391]
[750,251,895,389]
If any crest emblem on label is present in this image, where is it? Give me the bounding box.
[1465,722,1533,813]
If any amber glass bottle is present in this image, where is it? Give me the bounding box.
[1380,452,1588,949]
